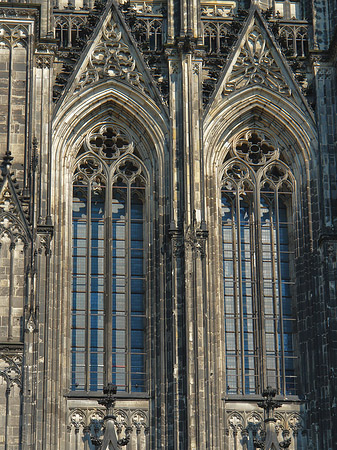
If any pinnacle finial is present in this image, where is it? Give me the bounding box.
[2,149,13,175]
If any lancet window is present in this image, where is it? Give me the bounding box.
[71,124,147,393]
[221,130,297,396]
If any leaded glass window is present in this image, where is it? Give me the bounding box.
[71,124,147,393]
[221,130,297,396]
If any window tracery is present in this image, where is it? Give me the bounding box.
[221,130,297,396]
[71,124,147,393]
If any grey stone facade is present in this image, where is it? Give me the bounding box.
[0,0,336,448]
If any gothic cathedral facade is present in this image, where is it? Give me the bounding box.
[0,0,336,448]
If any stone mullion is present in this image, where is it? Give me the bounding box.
[255,180,267,393]
[105,172,113,388]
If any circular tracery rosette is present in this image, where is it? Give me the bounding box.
[85,124,134,162]
[232,130,279,166]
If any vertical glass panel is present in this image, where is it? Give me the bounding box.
[130,189,146,392]
[112,186,127,391]
[72,155,147,394]
[72,183,88,391]
[222,188,256,395]
[222,156,296,397]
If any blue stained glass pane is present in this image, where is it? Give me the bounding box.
[112,257,125,276]
[240,204,249,223]
[131,201,143,219]
[131,294,144,313]
[91,195,105,218]
[112,277,126,293]
[131,354,145,371]
[285,357,294,371]
[73,190,87,218]
[131,278,145,294]
[131,373,146,391]
[279,226,289,243]
[72,329,85,347]
[91,257,104,275]
[221,195,232,221]
[284,334,294,353]
[72,280,86,295]
[282,298,292,317]
[131,316,145,330]
[131,258,143,276]
[281,261,290,278]
[91,277,104,292]
[91,224,104,242]
[131,330,144,349]
[112,191,126,218]
[112,222,126,241]
[73,292,85,310]
[72,313,85,328]
[283,320,293,333]
[73,221,87,238]
[279,201,287,222]
[131,222,143,240]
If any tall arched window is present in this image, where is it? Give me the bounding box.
[71,124,147,393]
[221,130,297,396]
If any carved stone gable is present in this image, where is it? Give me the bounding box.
[204,7,314,120]
[75,19,145,93]
[223,25,291,96]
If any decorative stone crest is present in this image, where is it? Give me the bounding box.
[223,27,291,96]
[75,20,145,92]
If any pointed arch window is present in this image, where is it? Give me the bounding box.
[221,131,297,396]
[71,125,147,393]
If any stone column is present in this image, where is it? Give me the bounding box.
[166,0,209,441]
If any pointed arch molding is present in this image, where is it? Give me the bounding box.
[203,90,318,175]
[52,82,168,172]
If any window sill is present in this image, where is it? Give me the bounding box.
[65,391,150,400]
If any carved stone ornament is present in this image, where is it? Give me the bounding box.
[0,352,23,388]
[223,26,291,96]
[75,20,145,92]
[35,55,53,69]
[85,124,134,161]
[131,410,148,435]
[233,130,279,166]
[0,23,29,47]
[0,180,27,243]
